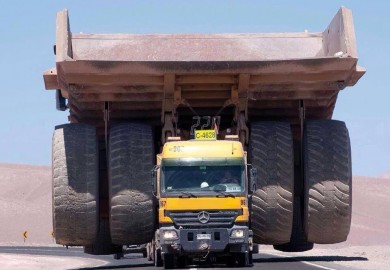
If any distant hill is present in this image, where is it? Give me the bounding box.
[0,163,389,247]
[379,172,390,179]
[347,176,390,246]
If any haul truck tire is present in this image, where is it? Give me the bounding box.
[84,219,123,255]
[274,197,314,252]
[249,121,294,244]
[52,123,98,246]
[303,120,352,244]
[109,123,155,245]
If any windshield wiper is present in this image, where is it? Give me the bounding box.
[214,190,235,198]
[178,191,197,198]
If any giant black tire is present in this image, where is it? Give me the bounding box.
[274,197,313,252]
[84,219,123,255]
[52,123,98,246]
[109,123,155,245]
[303,120,352,244]
[249,122,294,244]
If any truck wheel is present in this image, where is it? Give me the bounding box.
[177,256,186,268]
[83,218,123,255]
[52,123,98,246]
[236,252,250,267]
[303,120,352,244]
[114,253,124,260]
[163,254,175,269]
[274,197,313,252]
[109,123,155,245]
[154,248,163,267]
[249,122,294,244]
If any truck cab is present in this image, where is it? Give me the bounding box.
[152,138,253,268]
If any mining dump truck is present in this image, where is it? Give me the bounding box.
[44,7,365,268]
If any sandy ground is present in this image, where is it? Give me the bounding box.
[261,245,390,270]
[0,163,390,269]
[0,164,53,245]
[0,253,107,270]
[347,176,390,247]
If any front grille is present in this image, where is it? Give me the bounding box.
[166,210,240,228]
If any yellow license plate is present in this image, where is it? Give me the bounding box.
[195,130,217,140]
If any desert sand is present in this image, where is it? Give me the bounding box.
[0,164,53,246]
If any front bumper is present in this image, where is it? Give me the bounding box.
[158,226,252,254]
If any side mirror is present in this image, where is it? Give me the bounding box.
[151,165,160,195]
[249,167,257,192]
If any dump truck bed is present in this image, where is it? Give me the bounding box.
[44,7,364,134]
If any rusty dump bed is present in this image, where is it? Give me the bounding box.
[44,7,364,134]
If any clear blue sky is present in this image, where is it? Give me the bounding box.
[0,1,388,176]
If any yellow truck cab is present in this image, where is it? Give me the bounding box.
[152,137,254,268]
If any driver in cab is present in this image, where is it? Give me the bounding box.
[221,171,239,185]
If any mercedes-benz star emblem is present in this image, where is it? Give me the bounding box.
[198,211,210,224]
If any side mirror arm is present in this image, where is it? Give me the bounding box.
[248,166,257,193]
[151,165,160,196]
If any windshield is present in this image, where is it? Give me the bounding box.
[161,165,245,196]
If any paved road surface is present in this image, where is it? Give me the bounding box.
[0,246,370,270]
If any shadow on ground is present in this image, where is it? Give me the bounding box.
[254,255,368,263]
[75,263,154,270]
[74,255,369,270]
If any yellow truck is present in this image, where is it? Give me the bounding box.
[43,6,364,268]
[151,135,254,267]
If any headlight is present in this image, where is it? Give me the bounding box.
[231,229,245,238]
[162,230,178,240]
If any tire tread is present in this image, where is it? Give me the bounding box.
[304,120,352,244]
[249,121,294,244]
[109,123,155,245]
[52,123,98,246]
